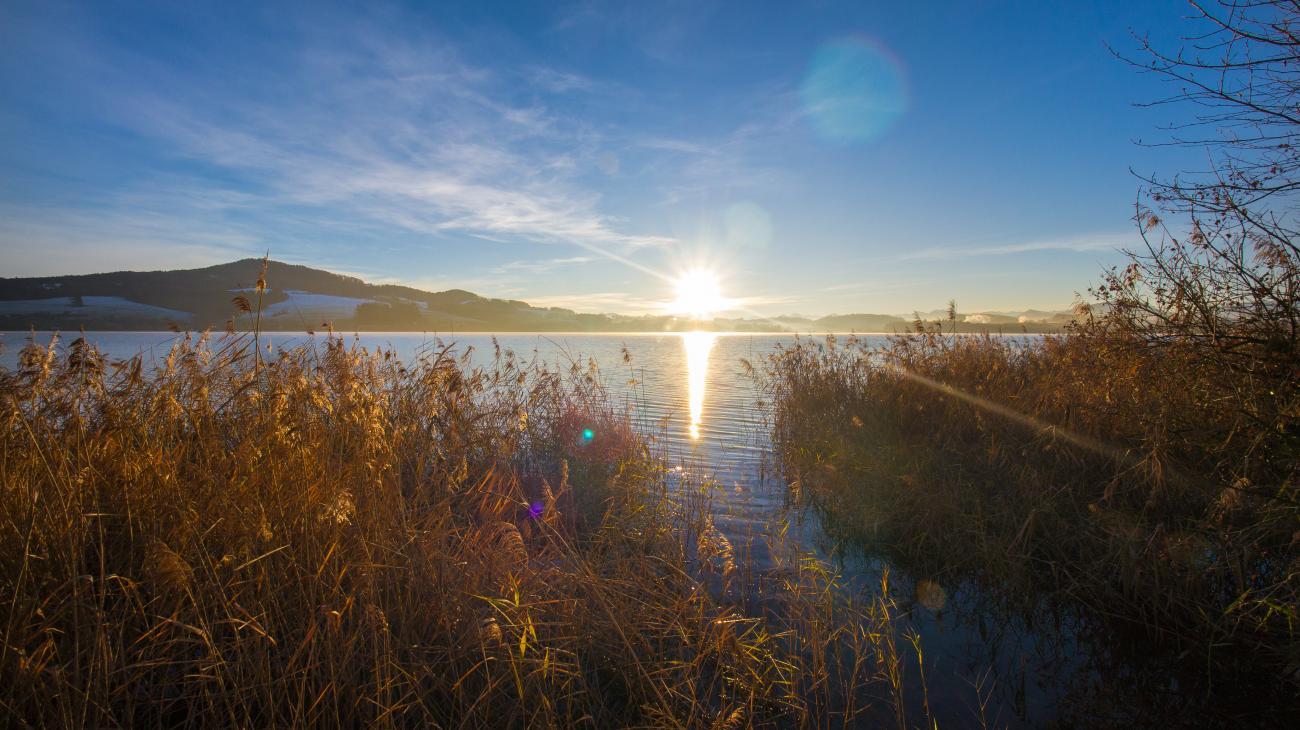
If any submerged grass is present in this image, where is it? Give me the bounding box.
[760,323,1299,723]
[0,326,929,728]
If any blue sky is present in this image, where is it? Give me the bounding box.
[1,1,1201,315]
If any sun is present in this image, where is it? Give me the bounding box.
[671,269,726,319]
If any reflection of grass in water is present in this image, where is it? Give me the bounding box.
[1,323,941,728]
[760,327,1300,725]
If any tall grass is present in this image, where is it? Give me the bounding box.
[760,322,1299,721]
[0,327,927,728]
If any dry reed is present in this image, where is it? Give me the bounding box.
[760,323,1299,723]
[0,327,925,728]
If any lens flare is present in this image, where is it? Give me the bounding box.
[722,201,773,250]
[801,38,907,143]
[915,580,947,612]
[683,331,716,440]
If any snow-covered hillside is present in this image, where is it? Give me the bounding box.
[0,296,189,319]
[261,291,377,320]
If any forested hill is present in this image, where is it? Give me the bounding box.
[0,259,1071,333]
[0,258,663,332]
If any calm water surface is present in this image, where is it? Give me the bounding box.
[0,331,1158,726]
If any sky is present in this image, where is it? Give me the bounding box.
[0,1,1206,316]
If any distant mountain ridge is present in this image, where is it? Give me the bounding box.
[0,259,1075,333]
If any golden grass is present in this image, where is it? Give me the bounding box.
[759,323,1299,717]
[0,329,926,728]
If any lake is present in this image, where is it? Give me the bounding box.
[0,330,1182,727]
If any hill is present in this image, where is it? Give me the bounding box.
[0,259,1074,333]
[0,259,759,332]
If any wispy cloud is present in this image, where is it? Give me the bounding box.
[820,278,936,294]
[136,121,659,254]
[0,204,260,277]
[727,294,800,310]
[638,85,804,206]
[523,66,597,94]
[547,1,722,64]
[492,256,597,274]
[524,291,798,318]
[0,3,814,310]
[637,137,716,155]
[900,232,1134,260]
[46,12,674,264]
[523,291,665,314]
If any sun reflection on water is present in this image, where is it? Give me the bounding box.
[683,331,717,440]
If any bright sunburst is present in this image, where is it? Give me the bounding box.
[670,269,726,319]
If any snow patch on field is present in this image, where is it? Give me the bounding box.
[0,296,189,319]
[262,291,375,320]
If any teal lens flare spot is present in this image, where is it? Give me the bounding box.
[801,38,907,144]
[582,428,594,441]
